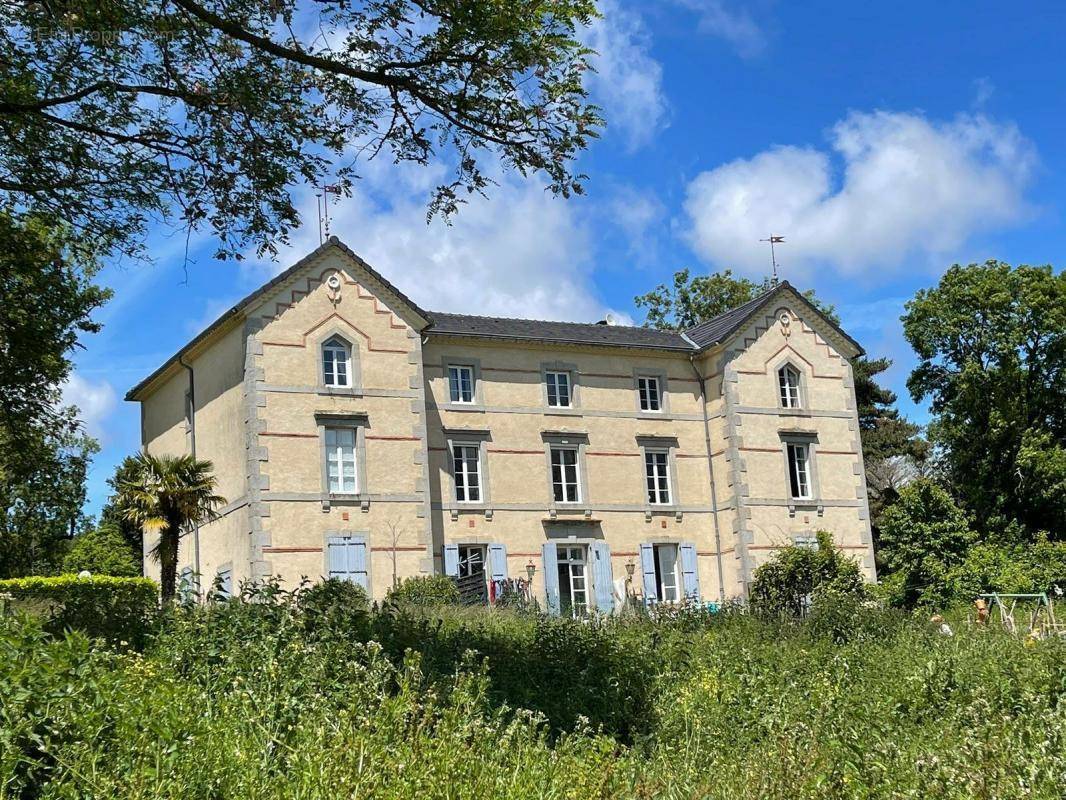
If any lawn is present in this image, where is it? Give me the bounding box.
[2,587,1064,799]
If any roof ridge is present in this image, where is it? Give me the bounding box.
[428,309,652,332]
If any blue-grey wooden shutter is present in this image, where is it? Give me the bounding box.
[488,543,508,582]
[542,542,560,615]
[443,544,460,577]
[591,541,614,613]
[640,542,658,606]
[680,542,700,602]
[327,537,347,579]
[328,535,369,591]
[348,536,369,591]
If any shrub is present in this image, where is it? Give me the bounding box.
[62,524,141,577]
[878,478,975,608]
[748,530,866,617]
[0,574,158,647]
[384,574,460,606]
[298,577,370,640]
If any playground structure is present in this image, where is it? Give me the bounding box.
[978,593,1065,637]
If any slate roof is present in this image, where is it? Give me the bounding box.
[425,311,692,351]
[683,287,781,349]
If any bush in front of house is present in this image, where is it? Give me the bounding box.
[297,577,370,640]
[61,524,141,577]
[747,530,866,618]
[0,574,158,647]
[384,574,460,607]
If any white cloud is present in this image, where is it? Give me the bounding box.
[673,0,767,58]
[61,374,117,439]
[683,110,1036,280]
[606,184,666,254]
[581,0,668,151]
[247,170,609,323]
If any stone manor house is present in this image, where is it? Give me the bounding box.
[127,238,875,613]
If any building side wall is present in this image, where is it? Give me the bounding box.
[140,322,248,587]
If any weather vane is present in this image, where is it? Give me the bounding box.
[317,183,344,244]
[759,235,785,285]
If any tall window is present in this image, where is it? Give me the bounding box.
[550,446,580,503]
[325,427,358,493]
[453,444,482,502]
[653,544,681,603]
[448,365,475,403]
[322,336,351,387]
[778,365,801,408]
[556,544,589,617]
[786,442,812,499]
[645,450,671,504]
[637,375,661,412]
[545,371,572,408]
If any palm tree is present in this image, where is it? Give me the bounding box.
[117,452,225,601]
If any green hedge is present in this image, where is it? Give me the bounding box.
[0,575,158,648]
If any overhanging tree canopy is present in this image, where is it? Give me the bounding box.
[1,0,601,258]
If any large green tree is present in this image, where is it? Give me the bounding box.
[117,453,225,600]
[0,419,98,578]
[0,214,106,577]
[877,478,976,609]
[0,213,109,479]
[902,261,1066,537]
[1,0,601,259]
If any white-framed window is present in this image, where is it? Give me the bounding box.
[556,544,589,617]
[322,336,352,387]
[452,444,482,502]
[778,364,801,408]
[550,446,580,503]
[637,375,661,412]
[653,543,681,603]
[645,449,671,505]
[794,535,819,551]
[545,370,572,408]
[786,442,812,499]
[325,426,358,493]
[448,365,475,403]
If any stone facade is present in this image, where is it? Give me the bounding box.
[128,238,874,608]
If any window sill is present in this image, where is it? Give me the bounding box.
[645,505,683,522]
[317,386,363,397]
[787,499,824,517]
[321,493,371,512]
[441,403,484,413]
[450,504,493,521]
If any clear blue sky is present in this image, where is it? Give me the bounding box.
[69,1,1066,516]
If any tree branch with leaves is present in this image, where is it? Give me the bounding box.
[1,0,602,259]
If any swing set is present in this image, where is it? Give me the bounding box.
[978,593,1065,637]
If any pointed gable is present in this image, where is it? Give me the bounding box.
[126,237,428,400]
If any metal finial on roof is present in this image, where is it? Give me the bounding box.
[759,235,785,285]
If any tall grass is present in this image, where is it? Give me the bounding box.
[2,588,1064,799]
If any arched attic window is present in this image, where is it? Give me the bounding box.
[322,336,352,387]
[778,364,802,409]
